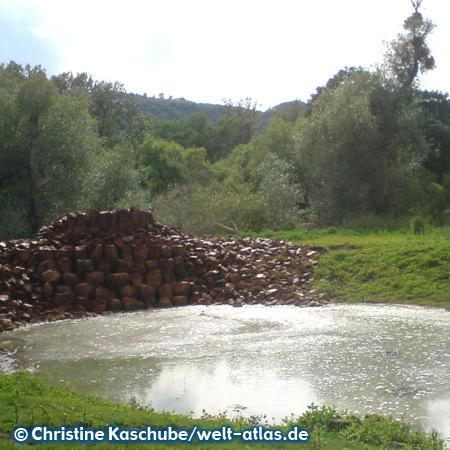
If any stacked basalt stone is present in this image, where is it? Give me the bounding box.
[0,209,326,331]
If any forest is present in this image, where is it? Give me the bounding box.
[1,5,450,240]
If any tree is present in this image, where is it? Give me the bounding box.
[150,112,220,161]
[83,141,148,211]
[16,74,57,231]
[383,6,436,91]
[217,98,259,157]
[138,137,213,195]
[0,63,105,237]
[52,72,151,149]
[295,69,429,225]
[420,91,450,182]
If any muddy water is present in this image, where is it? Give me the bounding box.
[1,304,449,438]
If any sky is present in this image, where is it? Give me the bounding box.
[1,0,449,111]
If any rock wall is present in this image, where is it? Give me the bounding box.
[0,209,326,331]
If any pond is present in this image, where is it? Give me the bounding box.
[1,303,449,438]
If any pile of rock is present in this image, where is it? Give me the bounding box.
[0,209,326,331]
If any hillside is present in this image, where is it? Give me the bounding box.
[129,93,307,126]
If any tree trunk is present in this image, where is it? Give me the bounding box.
[29,118,43,232]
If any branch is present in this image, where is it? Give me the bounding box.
[37,174,53,190]
[411,0,422,13]
[212,221,240,233]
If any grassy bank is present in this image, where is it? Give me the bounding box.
[245,226,450,308]
[0,373,443,449]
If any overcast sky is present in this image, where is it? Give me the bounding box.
[1,0,449,110]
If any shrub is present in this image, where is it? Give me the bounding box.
[411,216,426,234]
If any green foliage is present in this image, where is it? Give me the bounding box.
[421,91,450,181]
[152,182,266,235]
[411,216,426,234]
[256,153,303,227]
[150,112,221,162]
[0,62,153,239]
[84,142,149,211]
[425,183,447,225]
[139,137,213,195]
[296,68,430,225]
[383,10,436,90]
[16,73,56,121]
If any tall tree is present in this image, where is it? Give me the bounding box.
[16,74,56,231]
[0,63,104,237]
[295,69,429,224]
[383,4,435,90]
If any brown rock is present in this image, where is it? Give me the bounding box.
[171,245,188,257]
[129,271,143,286]
[121,284,138,299]
[74,282,96,299]
[116,259,132,273]
[162,269,176,284]
[16,249,31,263]
[75,245,89,260]
[122,297,144,311]
[37,260,56,278]
[104,245,119,262]
[173,281,190,297]
[76,259,95,278]
[54,290,75,307]
[229,272,241,284]
[91,301,107,313]
[122,245,133,264]
[107,298,122,312]
[43,282,54,299]
[41,270,61,284]
[74,297,88,308]
[158,296,173,308]
[160,258,174,271]
[58,257,73,274]
[38,246,57,262]
[137,284,156,303]
[57,245,75,260]
[145,260,160,272]
[90,244,103,266]
[161,246,172,258]
[159,283,173,299]
[63,273,79,287]
[133,247,148,262]
[174,256,187,280]
[97,258,112,275]
[95,286,116,303]
[146,270,162,288]
[86,271,105,287]
[172,296,188,306]
[148,246,162,260]
[106,273,130,294]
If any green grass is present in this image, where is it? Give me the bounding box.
[245,226,450,308]
[0,373,443,449]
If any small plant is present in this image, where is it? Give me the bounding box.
[411,216,425,234]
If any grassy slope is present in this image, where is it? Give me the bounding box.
[0,373,442,450]
[247,227,450,308]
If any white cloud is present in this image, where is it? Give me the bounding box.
[1,0,449,109]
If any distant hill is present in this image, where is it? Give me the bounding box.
[130,94,306,127]
[259,101,307,127]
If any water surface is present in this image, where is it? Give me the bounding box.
[1,304,449,438]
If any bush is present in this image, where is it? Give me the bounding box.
[411,216,426,234]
